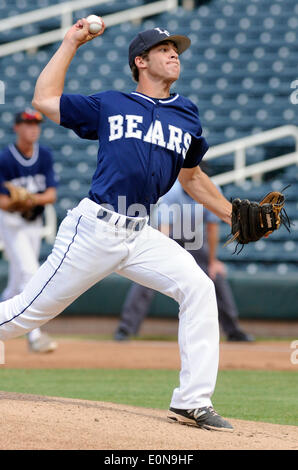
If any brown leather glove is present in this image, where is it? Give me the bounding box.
[3,181,35,212]
[225,191,290,253]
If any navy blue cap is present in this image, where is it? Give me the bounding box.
[128,27,191,68]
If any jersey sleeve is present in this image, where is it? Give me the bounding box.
[183,135,209,168]
[0,179,9,195]
[0,155,10,195]
[42,149,58,188]
[59,93,101,140]
[181,98,209,168]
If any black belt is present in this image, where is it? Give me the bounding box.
[97,209,146,231]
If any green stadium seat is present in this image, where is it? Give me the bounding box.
[1,0,298,272]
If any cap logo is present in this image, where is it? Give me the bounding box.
[154,28,170,36]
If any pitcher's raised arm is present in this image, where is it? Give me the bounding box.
[32,18,105,124]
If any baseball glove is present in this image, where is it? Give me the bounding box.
[225,189,291,254]
[4,181,35,211]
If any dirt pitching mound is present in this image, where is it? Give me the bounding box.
[0,392,297,450]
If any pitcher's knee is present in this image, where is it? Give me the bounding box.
[175,264,216,306]
[191,271,216,302]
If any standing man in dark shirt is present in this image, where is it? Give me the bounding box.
[115,180,254,342]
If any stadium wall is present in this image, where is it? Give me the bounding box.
[0,269,295,320]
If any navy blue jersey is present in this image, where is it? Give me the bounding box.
[60,90,208,215]
[0,144,57,195]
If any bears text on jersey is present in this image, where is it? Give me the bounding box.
[108,114,192,158]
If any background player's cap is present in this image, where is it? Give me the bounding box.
[128,27,191,68]
[15,108,43,124]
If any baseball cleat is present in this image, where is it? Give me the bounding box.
[167,406,234,432]
[114,327,130,341]
[227,331,255,342]
[28,333,58,353]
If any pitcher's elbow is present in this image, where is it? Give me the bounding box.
[32,97,41,111]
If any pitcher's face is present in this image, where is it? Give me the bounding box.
[145,41,180,84]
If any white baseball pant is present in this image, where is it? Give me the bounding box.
[0,198,219,409]
[0,210,42,300]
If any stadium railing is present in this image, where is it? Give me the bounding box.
[0,0,178,58]
[206,125,298,186]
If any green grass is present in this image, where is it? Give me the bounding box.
[0,369,297,426]
[55,334,179,342]
[54,334,298,343]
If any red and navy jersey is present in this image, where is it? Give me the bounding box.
[0,144,57,195]
[60,90,208,215]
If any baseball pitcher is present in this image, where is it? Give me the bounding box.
[0,20,287,430]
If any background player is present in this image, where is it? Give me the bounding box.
[115,178,255,342]
[0,20,240,431]
[0,109,58,353]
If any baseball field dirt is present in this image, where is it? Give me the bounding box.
[0,334,297,450]
[1,337,297,370]
[0,391,297,450]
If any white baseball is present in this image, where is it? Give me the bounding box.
[86,15,103,34]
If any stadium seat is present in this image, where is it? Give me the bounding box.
[0,0,298,276]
